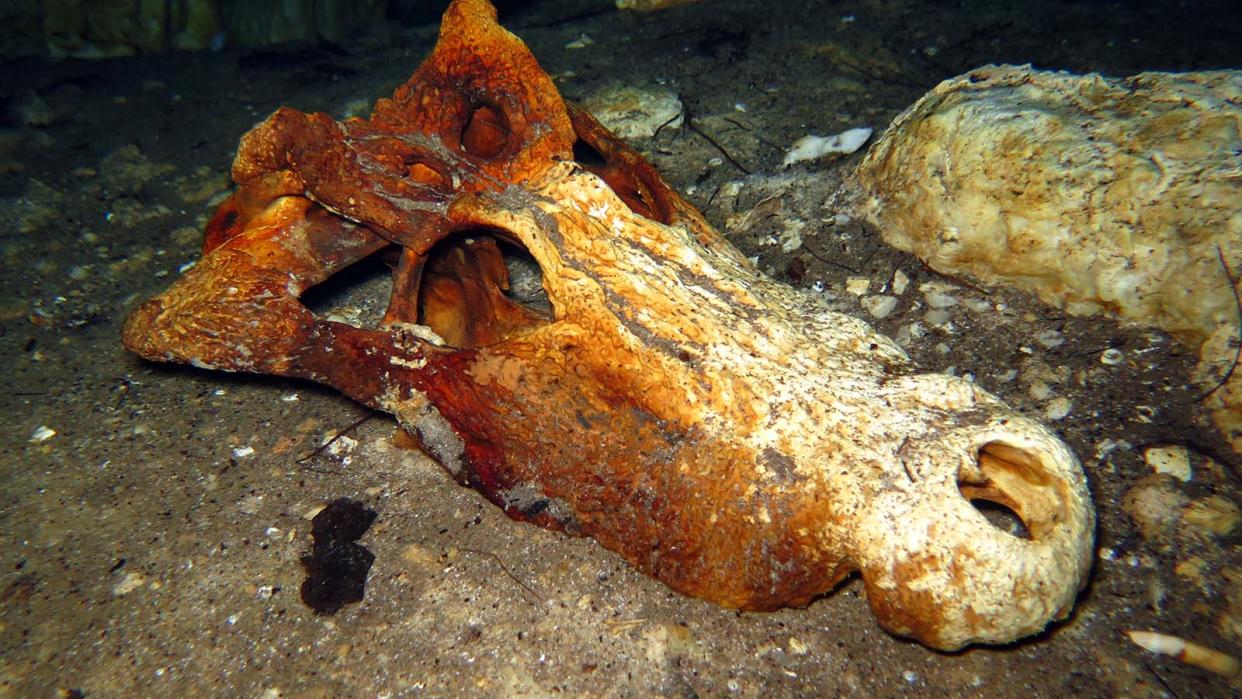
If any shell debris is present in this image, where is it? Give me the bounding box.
[1126,630,1239,677]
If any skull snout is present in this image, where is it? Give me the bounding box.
[851,416,1095,650]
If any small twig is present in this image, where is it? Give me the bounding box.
[651,112,682,142]
[687,118,751,175]
[1067,337,1126,359]
[459,547,541,603]
[1197,245,1241,402]
[705,183,723,209]
[802,244,860,275]
[113,378,132,410]
[296,412,377,464]
[1144,663,1181,699]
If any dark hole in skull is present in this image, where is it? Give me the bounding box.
[572,139,608,169]
[416,230,552,349]
[965,498,1030,539]
[957,441,1069,541]
[301,246,398,329]
[461,102,510,159]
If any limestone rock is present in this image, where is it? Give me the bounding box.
[579,85,684,141]
[852,65,1242,451]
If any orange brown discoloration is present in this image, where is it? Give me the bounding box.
[122,0,1093,649]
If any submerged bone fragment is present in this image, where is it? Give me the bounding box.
[1127,630,1240,677]
[783,127,873,166]
[851,65,1242,452]
[121,0,1093,650]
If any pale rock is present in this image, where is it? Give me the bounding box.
[580,84,684,140]
[1144,445,1192,482]
[1183,496,1240,537]
[1123,476,1189,542]
[845,277,871,296]
[1044,396,1072,421]
[853,65,1242,453]
[891,269,909,296]
[861,294,898,319]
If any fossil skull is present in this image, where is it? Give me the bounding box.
[122,0,1093,650]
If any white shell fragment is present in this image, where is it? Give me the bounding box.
[1144,445,1192,482]
[28,425,56,443]
[853,64,1242,454]
[1127,630,1239,677]
[783,127,873,166]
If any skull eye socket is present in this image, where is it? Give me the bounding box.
[460,102,510,159]
[414,230,552,349]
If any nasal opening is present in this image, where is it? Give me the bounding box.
[413,229,553,348]
[957,441,1068,541]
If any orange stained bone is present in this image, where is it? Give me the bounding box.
[122,0,1094,650]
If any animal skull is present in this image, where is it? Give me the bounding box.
[122,0,1093,650]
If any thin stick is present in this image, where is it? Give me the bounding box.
[459,547,542,602]
[297,412,377,464]
[802,244,860,275]
[687,118,751,175]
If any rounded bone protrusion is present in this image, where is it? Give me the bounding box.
[851,416,1094,650]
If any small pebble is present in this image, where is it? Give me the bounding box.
[923,308,951,327]
[231,445,255,459]
[29,425,56,443]
[1100,348,1124,365]
[1034,329,1065,349]
[1044,396,1072,420]
[861,295,898,319]
[963,297,993,313]
[1029,380,1053,401]
[920,282,958,309]
[1144,445,1191,482]
[326,435,358,457]
[238,495,264,515]
[845,277,871,296]
[112,572,146,596]
[891,269,909,296]
[1183,496,1240,536]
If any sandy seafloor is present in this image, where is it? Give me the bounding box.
[3,0,1242,696]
